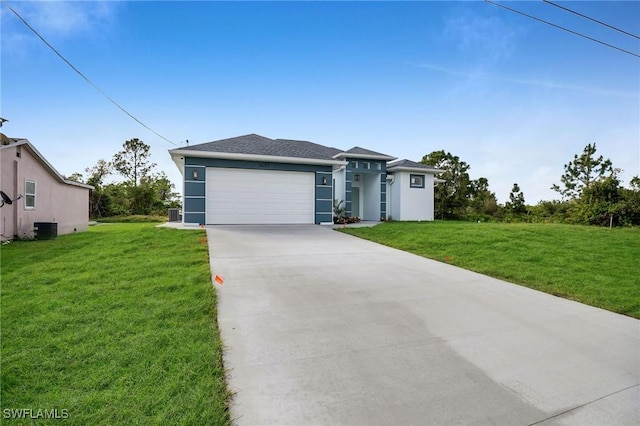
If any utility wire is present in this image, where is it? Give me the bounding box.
[2,0,178,146]
[543,0,640,40]
[484,0,640,59]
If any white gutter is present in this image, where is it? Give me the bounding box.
[333,152,397,161]
[387,166,445,174]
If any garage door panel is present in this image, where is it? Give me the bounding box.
[206,168,315,224]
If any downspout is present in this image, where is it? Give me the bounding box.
[13,159,18,238]
[386,174,395,220]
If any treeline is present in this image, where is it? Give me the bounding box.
[421,143,640,227]
[68,138,180,218]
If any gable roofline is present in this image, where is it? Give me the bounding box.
[333,146,397,161]
[170,133,347,169]
[0,139,94,190]
[387,159,444,174]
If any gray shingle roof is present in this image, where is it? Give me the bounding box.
[344,146,393,157]
[180,134,343,161]
[387,159,440,171]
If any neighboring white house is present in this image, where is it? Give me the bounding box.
[0,135,93,240]
[168,134,442,225]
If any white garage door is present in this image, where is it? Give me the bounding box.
[206,168,315,224]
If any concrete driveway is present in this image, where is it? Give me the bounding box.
[206,225,639,426]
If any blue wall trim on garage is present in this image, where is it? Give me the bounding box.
[184,212,205,224]
[183,157,333,224]
[183,165,206,224]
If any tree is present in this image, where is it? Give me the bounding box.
[145,171,179,204]
[66,172,85,183]
[84,159,113,218]
[575,174,621,226]
[85,159,111,186]
[76,141,180,219]
[617,176,640,226]
[421,150,472,219]
[506,183,526,215]
[112,138,156,186]
[133,172,181,214]
[552,143,614,199]
[469,177,498,216]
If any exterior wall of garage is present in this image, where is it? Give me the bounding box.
[183,157,333,225]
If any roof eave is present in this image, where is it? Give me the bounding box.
[64,180,94,190]
[169,149,348,167]
[387,166,444,174]
[333,152,398,161]
[2,140,94,189]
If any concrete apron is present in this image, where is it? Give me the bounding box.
[206,225,639,426]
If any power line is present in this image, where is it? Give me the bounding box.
[484,0,640,59]
[542,0,640,40]
[2,0,178,146]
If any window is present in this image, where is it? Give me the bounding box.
[25,180,36,208]
[376,162,382,170]
[350,161,358,169]
[410,174,425,188]
[363,161,370,170]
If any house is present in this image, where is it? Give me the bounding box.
[0,135,93,240]
[168,134,442,225]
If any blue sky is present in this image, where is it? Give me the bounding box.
[2,1,638,203]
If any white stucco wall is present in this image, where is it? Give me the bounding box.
[363,173,380,221]
[388,171,435,221]
[389,175,401,220]
[0,143,90,240]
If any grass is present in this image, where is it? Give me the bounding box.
[96,215,168,223]
[0,224,230,425]
[340,221,640,319]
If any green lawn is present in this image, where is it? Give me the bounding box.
[0,224,230,425]
[340,222,640,319]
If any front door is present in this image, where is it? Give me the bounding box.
[352,187,360,217]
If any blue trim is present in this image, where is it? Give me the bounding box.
[184,212,205,224]
[315,175,334,224]
[186,157,328,173]
[346,158,387,173]
[185,183,206,197]
[410,174,426,188]
[185,197,205,213]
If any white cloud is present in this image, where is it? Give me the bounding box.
[415,62,638,101]
[30,1,116,36]
[505,76,639,100]
[1,1,119,54]
[442,10,519,62]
